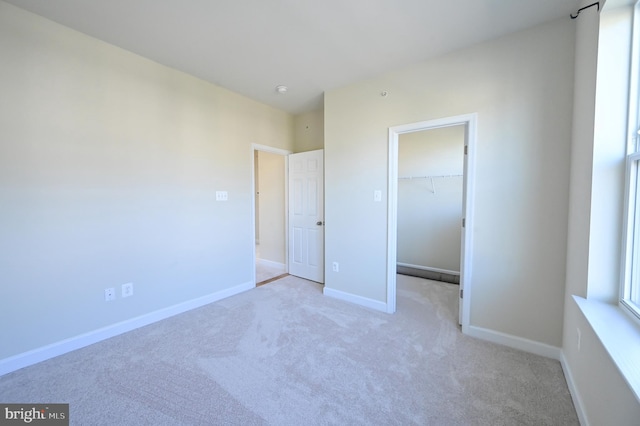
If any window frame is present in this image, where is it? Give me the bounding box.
[620,0,640,321]
[622,151,640,320]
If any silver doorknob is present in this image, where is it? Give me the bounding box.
[316,221,324,226]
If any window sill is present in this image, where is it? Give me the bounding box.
[573,295,640,402]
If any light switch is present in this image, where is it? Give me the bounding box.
[374,190,382,202]
[216,191,228,201]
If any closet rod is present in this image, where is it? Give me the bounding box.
[398,174,462,180]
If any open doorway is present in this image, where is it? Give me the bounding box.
[252,144,291,286]
[396,125,464,284]
[387,114,476,331]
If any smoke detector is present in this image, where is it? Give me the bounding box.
[275,85,288,94]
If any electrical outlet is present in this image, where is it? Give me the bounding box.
[104,288,115,302]
[122,282,134,298]
[332,262,339,272]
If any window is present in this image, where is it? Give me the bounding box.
[621,1,640,321]
[622,150,640,319]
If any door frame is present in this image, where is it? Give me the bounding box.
[251,143,292,286]
[387,113,477,332]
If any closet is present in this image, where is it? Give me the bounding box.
[397,125,464,284]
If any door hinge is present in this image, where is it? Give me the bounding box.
[460,289,463,299]
[464,145,468,155]
[462,218,466,227]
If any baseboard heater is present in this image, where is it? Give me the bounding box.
[396,263,460,285]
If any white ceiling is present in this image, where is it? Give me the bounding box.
[5,0,586,114]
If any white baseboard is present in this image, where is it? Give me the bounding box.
[560,352,589,426]
[0,281,254,377]
[256,258,286,272]
[466,325,562,360]
[323,287,387,312]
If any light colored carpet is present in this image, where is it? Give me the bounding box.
[0,275,578,425]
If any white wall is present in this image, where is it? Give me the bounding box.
[294,108,324,152]
[562,2,640,423]
[257,151,286,264]
[325,17,574,347]
[397,126,463,272]
[0,2,294,360]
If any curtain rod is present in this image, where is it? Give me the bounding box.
[571,2,600,19]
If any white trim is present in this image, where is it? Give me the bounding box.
[256,258,286,272]
[323,287,387,312]
[560,352,590,426]
[626,0,640,158]
[466,325,562,360]
[387,126,399,314]
[621,151,640,319]
[0,281,254,377]
[251,143,292,286]
[396,262,460,276]
[251,143,293,156]
[387,113,477,324]
[620,153,637,307]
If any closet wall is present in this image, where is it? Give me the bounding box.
[397,126,464,282]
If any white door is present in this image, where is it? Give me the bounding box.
[288,149,324,283]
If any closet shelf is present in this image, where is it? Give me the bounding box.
[398,174,462,195]
[398,174,462,180]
